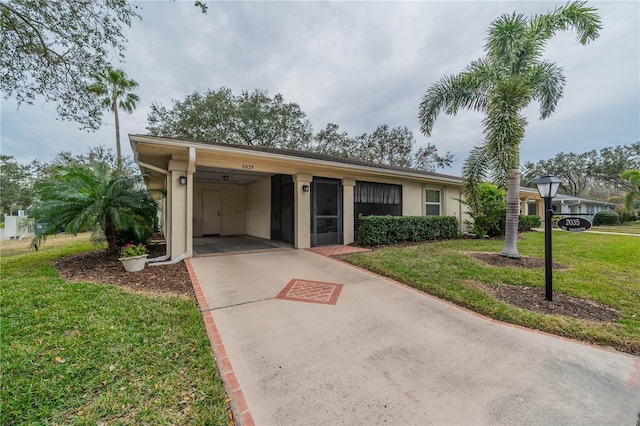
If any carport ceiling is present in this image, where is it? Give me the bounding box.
[195,166,273,184]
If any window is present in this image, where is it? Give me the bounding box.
[425,189,441,216]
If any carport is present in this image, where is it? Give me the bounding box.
[130,134,474,260]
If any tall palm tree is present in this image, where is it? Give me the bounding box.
[418,1,600,258]
[89,68,140,161]
[29,162,156,252]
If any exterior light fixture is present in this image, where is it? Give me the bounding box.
[223,175,230,181]
[302,184,310,192]
[179,176,187,185]
[534,174,563,301]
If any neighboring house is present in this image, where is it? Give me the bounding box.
[130,135,543,260]
[525,194,616,222]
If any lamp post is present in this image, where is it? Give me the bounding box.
[534,174,563,301]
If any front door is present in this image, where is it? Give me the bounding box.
[202,191,221,235]
[311,178,342,246]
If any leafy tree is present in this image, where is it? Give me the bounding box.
[621,169,640,210]
[314,123,359,158]
[29,162,157,252]
[312,123,453,171]
[589,143,640,193]
[88,68,140,160]
[521,151,596,196]
[412,143,455,171]
[521,143,640,200]
[418,1,600,258]
[147,87,313,150]
[0,155,32,216]
[0,1,139,130]
[360,125,415,167]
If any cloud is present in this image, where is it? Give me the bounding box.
[2,0,638,178]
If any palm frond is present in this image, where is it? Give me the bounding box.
[419,68,490,136]
[528,60,566,119]
[530,1,601,46]
[462,145,490,213]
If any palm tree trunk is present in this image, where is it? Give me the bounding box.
[500,168,521,258]
[114,99,121,161]
[105,217,117,253]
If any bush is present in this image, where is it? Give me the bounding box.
[519,215,541,231]
[465,183,506,238]
[616,208,638,224]
[357,215,459,246]
[593,210,620,226]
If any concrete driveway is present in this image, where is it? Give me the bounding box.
[187,249,639,425]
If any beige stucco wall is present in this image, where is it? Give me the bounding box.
[402,182,424,216]
[193,182,247,237]
[246,177,271,239]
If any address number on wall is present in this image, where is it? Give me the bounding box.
[242,164,254,170]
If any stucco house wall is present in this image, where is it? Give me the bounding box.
[193,182,247,237]
[246,177,271,240]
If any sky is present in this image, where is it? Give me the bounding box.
[2,0,639,176]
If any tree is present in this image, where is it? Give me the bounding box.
[0,155,32,216]
[418,1,601,258]
[621,169,640,210]
[312,123,453,171]
[0,1,139,130]
[147,87,313,150]
[314,123,359,158]
[521,151,596,196]
[588,143,640,192]
[88,68,140,160]
[29,162,157,252]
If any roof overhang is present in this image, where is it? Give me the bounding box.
[129,134,465,189]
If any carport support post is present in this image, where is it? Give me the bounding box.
[342,179,355,245]
[168,159,191,259]
[293,174,312,249]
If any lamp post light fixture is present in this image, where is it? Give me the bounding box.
[533,174,563,301]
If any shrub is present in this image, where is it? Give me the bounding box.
[519,215,541,230]
[593,210,620,226]
[357,215,459,246]
[464,183,506,238]
[616,208,638,224]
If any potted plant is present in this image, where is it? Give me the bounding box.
[119,243,148,272]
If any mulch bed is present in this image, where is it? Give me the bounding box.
[466,252,619,323]
[55,243,194,297]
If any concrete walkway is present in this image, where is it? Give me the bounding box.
[187,249,639,426]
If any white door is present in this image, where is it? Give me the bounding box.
[202,191,221,235]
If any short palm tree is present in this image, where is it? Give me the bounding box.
[419,1,600,258]
[89,68,140,161]
[621,169,640,210]
[29,162,156,253]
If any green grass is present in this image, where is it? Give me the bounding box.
[591,220,640,235]
[346,231,640,355]
[1,237,229,425]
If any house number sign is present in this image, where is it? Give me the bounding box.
[242,164,254,170]
[556,217,592,232]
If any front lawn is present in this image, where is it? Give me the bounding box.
[0,238,229,425]
[346,231,639,355]
[591,220,640,235]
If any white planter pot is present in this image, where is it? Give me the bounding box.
[119,254,148,272]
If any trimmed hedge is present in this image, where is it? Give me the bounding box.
[519,215,541,231]
[593,210,620,225]
[357,215,460,246]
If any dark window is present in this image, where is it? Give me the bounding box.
[354,181,402,239]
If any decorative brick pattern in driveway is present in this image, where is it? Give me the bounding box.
[276,278,343,305]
